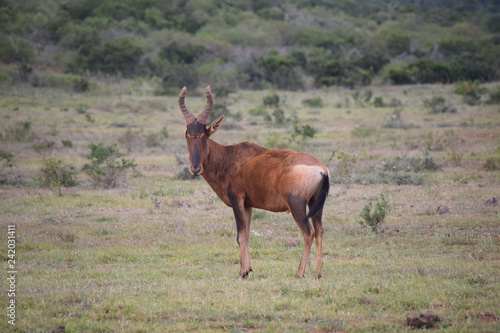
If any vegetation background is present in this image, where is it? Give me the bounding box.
[0,0,499,332]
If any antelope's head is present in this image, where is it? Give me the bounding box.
[179,86,224,176]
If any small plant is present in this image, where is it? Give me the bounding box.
[360,193,390,233]
[373,96,385,107]
[272,108,287,125]
[481,156,500,171]
[82,143,137,188]
[249,105,270,117]
[76,104,88,114]
[382,153,441,172]
[486,85,500,105]
[301,96,323,108]
[328,149,357,183]
[39,157,78,196]
[351,127,376,138]
[381,110,420,129]
[145,132,162,148]
[61,140,73,148]
[292,118,318,140]
[0,150,16,168]
[454,81,488,105]
[3,121,32,141]
[176,167,199,180]
[263,94,280,107]
[424,96,457,113]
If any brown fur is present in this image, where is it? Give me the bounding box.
[179,86,330,279]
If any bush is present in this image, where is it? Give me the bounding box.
[408,59,452,84]
[258,52,304,90]
[454,81,488,105]
[354,171,425,186]
[360,193,390,233]
[0,150,15,169]
[373,97,385,107]
[32,72,90,92]
[423,96,457,113]
[381,110,420,129]
[382,154,441,173]
[39,157,78,196]
[263,94,280,107]
[292,119,318,140]
[328,150,357,183]
[486,86,500,105]
[2,121,32,142]
[449,54,495,82]
[301,97,323,108]
[272,108,287,125]
[68,37,143,77]
[82,143,137,188]
[176,167,201,180]
[158,42,205,64]
[481,157,500,171]
[155,63,199,95]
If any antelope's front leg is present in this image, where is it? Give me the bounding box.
[228,188,253,279]
[234,205,253,279]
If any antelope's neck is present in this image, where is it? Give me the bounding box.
[201,139,233,206]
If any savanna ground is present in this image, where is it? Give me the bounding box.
[0,82,499,332]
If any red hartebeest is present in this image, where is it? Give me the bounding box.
[179,86,330,279]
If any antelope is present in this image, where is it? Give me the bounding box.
[179,86,330,279]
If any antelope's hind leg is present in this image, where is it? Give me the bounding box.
[308,200,324,279]
[287,194,314,278]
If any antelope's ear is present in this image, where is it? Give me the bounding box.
[208,115,224,136]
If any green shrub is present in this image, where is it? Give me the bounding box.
[155,63,199,95]
[354,171,425,186]
[450,54,495,82]
[68,37,143,77]
[301,97,323,108]
[0,150,15,169]
[145,132,162,148]
[208,104,231,123]
[360,193,390,233]
[373,97,385,107]
[238,51,304,90]
[2,121,32,141]
[424,96,457,113]
[272,108,287,125]
[486,86,500,105]
[408,59,452,84]
[176,167,200,180]
[263,94,280,107]
[380,110,419,129]
[328,150,357,183]
[61,140,73,148]
[82,143,137,188]
[454,81,488,105]
[39,157,78,196]
[481,157,500,171]
[249,105,269,117]
[388,69,414,85]
[158,42,205,64]
[382,154,441,173]
[351,127,376,138]
[292,121,318,140]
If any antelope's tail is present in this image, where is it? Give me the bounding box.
[307,172,330,219]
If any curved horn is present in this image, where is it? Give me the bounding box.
[196,85,214,125]
[178,87,195,125]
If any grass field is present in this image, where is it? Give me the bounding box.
[0,82,499,332]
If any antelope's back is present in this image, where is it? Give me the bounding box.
[238,143,328,211]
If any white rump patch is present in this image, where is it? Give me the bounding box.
[288,165,328,196]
